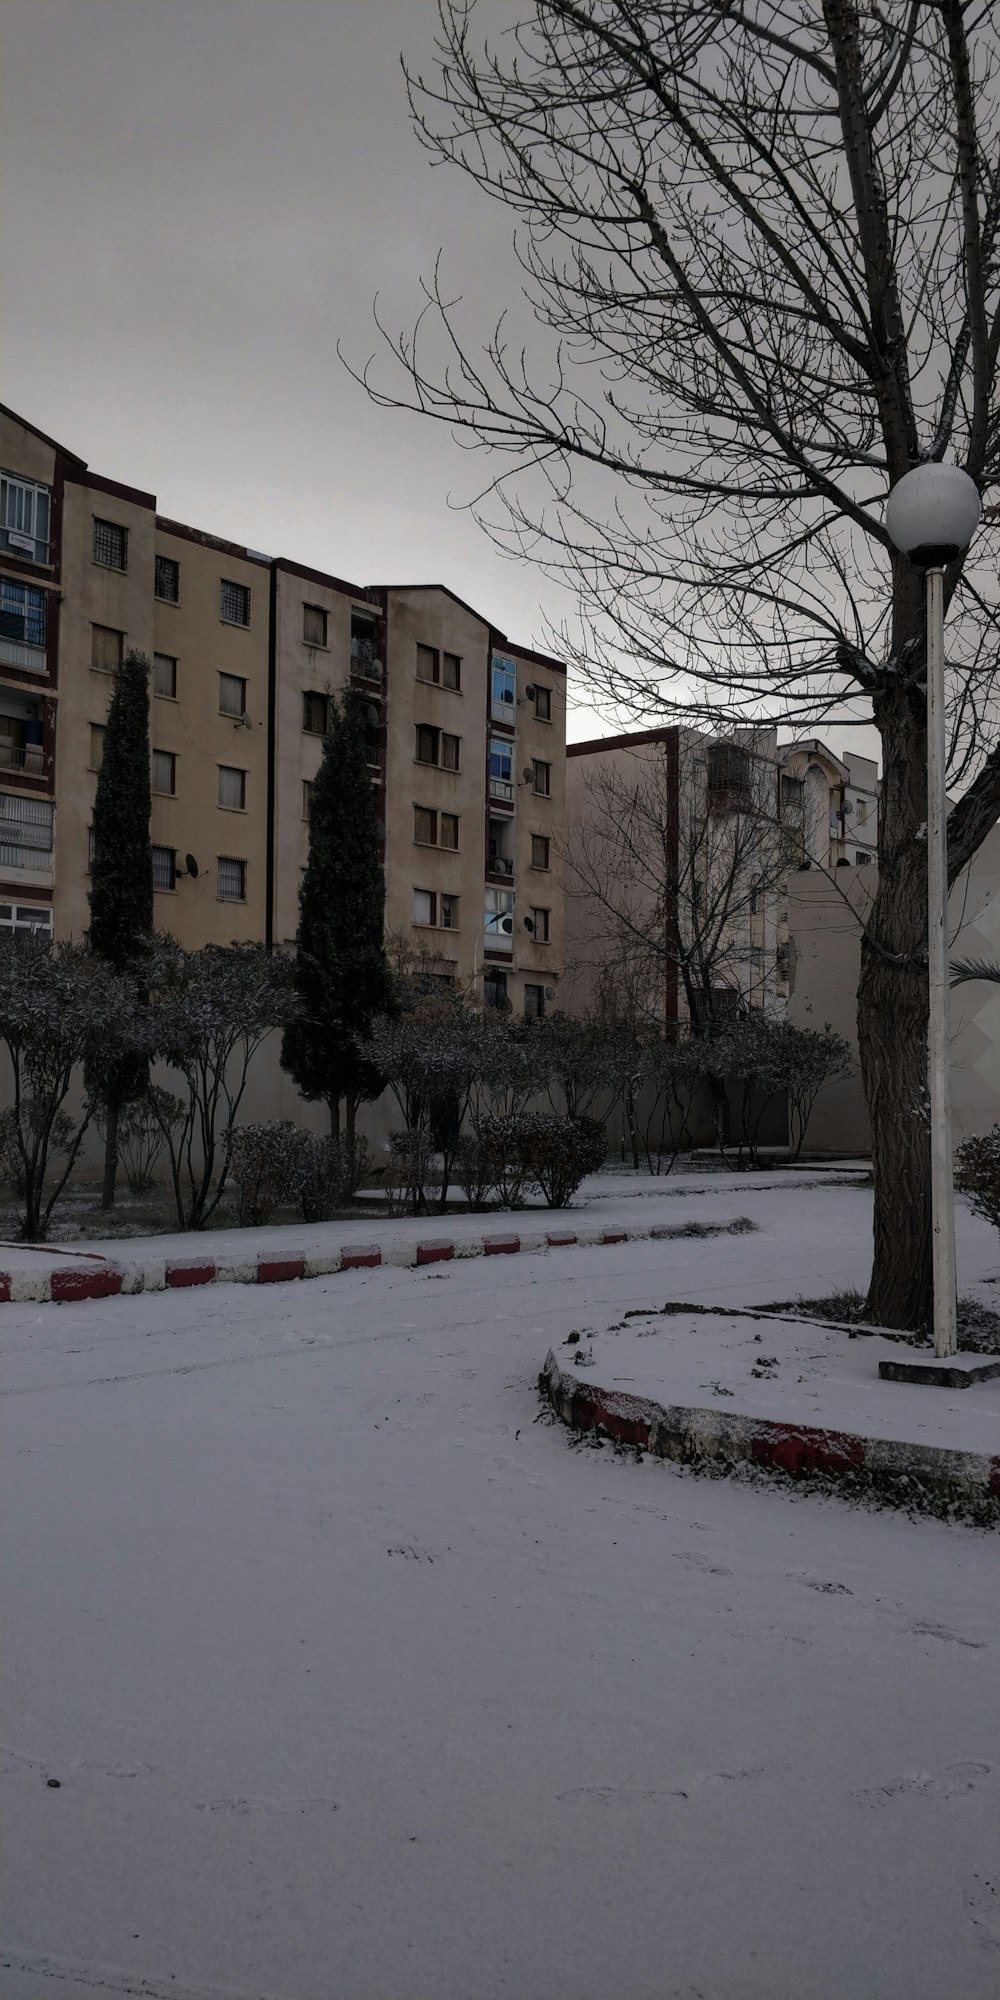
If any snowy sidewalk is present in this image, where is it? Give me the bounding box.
[0,1163,869,1302]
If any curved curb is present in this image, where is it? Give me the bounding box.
[0,1221,652,1307]
[539,1350,1000,1522]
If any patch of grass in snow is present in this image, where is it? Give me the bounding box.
[771,1288,1000,1355]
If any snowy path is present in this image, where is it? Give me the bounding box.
[2,1189,998,1999]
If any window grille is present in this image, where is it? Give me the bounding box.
[220,579,250,626]
[154,555,180,602]
[93,518,127,570]
[217,855,246,901]
[151,845,176,891]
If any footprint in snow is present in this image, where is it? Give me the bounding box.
[852,1761,991,1808]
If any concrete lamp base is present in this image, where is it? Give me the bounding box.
[878,1351,1000,1390]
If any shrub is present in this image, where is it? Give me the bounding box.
[455,1133,496,1211]
[288,1131,372,1221]
[229,1121,301,1227]
[384,1129,435,1216]
[956,1127,1000,1233]
[101,1088,184,1195]
[475,1114,532,1208]
[0,1104,76,1199]
[514,1113,607,1207]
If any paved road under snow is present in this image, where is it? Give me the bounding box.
[2,1189,997,1999]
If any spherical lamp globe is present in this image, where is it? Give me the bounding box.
[884,464,981,567]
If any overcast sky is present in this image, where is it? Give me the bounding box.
[1,0,879,765]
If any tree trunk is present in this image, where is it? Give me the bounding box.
[101,1098,119,1210]
[859,669,934,1331]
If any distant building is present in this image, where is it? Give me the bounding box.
[0,405,566,1022]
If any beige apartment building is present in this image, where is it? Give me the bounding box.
[0,405,566,1021]
[563,723,784,1027]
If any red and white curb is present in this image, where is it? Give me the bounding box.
[539,1351,1000,1517]
[0,1220,677,1307]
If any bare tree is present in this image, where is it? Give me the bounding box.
[565,727,796,1031]
[352,0,1000,1329]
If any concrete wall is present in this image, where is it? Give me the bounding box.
[787,825,1000,1153]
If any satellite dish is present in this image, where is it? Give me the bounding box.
[523,916,535,932]
[522,767,533,783]
[544,987,555,1001]
[185,854,199,878]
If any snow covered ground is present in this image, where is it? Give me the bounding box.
[2,1181,998,1999]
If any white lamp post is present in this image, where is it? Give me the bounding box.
[884,463,981,1357]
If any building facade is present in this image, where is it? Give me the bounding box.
[0,406,566,1019]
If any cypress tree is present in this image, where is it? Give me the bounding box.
[281,687,394,1139]
[88,647,154,1206]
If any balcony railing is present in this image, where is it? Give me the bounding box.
[489,776,514,804]
[0,635,46,675]
[365,744,385,772]
[0,843,52,873]
[0,743,45,775]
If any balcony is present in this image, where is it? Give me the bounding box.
[365,743,385,774]
[0,742,45,777]
[489,776,514,806]
[488,854,514,879]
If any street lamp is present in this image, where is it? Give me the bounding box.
[884,463,981,1357]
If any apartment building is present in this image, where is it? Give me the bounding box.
[0,406,566,1017]
[563,723,784,1028]
[778,739,879,871]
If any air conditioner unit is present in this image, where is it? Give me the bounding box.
[500,914,514,935]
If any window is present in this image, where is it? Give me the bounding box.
[415,725,460,770]
[351,609,381,677]
[491,654,516,719]
[484,968,508,1010]
[532,759,551,797]
[218,765,246,811]
[155,555,180,603]
[153,652,177,698]
[0,901,52,934]
[531,834,550,870]
[1,472,50,563]
[414,888,436,926]
[302,780,314,821]
[303,603,328,648]
[91,624,123,673]
[414,806,437,845]
[708,742,752,808]
[152,749,176,795]
[151,844,176,891]
[442,652,461,691]
[218,855,247,901]
[0,580,47,665]
[855,849,873,866]
[220,578,250,626]
[441,894,459,930]
[416,644,439,684]
[781,774,804,810]
[750,886,761,915]
[0,793,53,871]
[89,725,105,771]
[529,906,550,943]
[489,736,514,801]
[93,518,127,571]
[440,812,459,849]
[303,691,328,735]
[484,885,514,948]
[532,685,551,722]
[524,984,545,1019]
[219,672,247,718]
